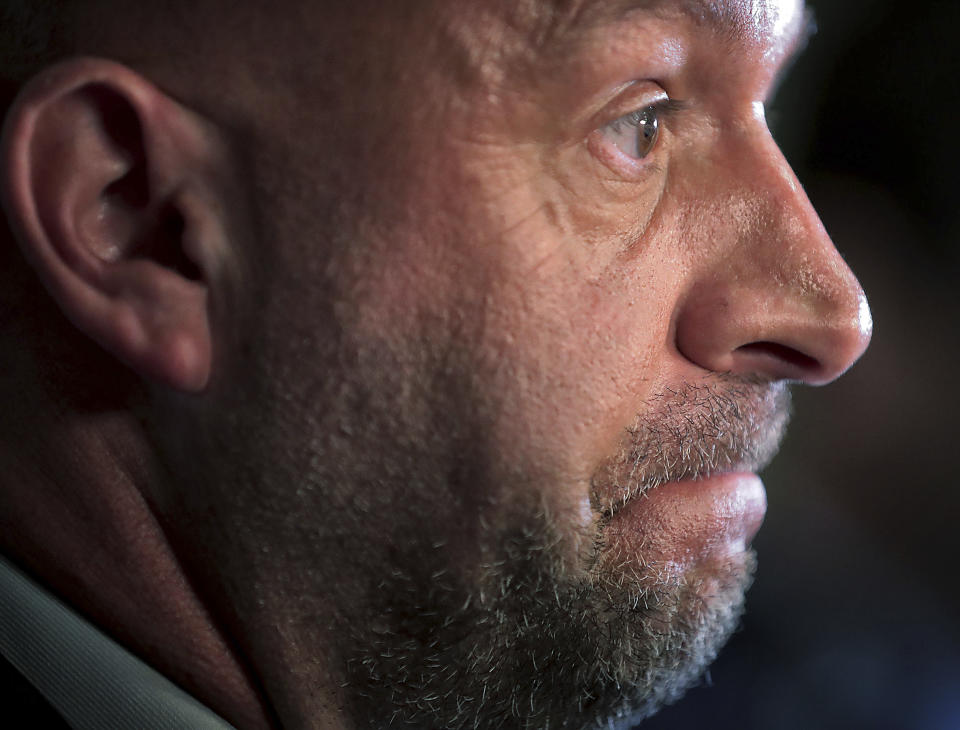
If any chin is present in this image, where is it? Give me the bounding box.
[342,512,757,730]
[587,549,758,729]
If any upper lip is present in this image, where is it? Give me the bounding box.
[590,377,791,518]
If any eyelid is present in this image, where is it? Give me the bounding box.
[645,97,688,122]
[593,85,688,133]
[602,97,689,140]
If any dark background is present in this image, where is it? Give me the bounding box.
[644,1,960,729]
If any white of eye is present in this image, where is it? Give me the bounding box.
[600,106,660,160]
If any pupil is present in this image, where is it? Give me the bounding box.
[638,108,658,154]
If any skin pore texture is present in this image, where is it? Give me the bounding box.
[0,0,871,728]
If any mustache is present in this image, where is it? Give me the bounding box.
[590,375,792,516]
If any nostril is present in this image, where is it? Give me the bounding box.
[735,341,820,373]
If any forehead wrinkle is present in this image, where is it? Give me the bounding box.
[433,0,802,91]
[543,0,805,52]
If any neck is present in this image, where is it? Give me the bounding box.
[0,342,276,729]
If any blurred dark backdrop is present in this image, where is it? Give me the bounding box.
[643,1,960,729]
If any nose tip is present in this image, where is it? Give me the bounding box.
[674,181,872,386]
[729,286,872,385]
[676,275,872,386]
[836,289,873,378]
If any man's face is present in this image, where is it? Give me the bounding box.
[159,0,869,726]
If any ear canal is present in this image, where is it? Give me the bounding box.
[149,204,203,282]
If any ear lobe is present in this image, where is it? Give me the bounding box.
[1,58,226,392]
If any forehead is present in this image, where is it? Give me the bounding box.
[428,0,808,94]
[522,0,804,40]
[449,0,807,64]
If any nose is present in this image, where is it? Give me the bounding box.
[674,133,872,386]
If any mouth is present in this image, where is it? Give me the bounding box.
[603,471,768,573]
[590,377,790,571]
[591,377,791,518]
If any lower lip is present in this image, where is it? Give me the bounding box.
[602,472,767,573]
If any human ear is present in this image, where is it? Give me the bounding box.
[0,57,233,392]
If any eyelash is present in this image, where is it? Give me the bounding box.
[613,98,687,140]
[630,98,687,123]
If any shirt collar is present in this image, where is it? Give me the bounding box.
[0,553,236,729]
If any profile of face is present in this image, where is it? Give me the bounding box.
[0,0,871,727]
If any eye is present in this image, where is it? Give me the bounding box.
[599,105,660,160]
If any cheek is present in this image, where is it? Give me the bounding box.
[343,133,690,514]
[476,238,682,492]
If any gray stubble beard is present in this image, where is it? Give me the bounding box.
[342,503,757,730]
[174,290,783,730]
[166,373,766,728]
[340,377,784,729]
